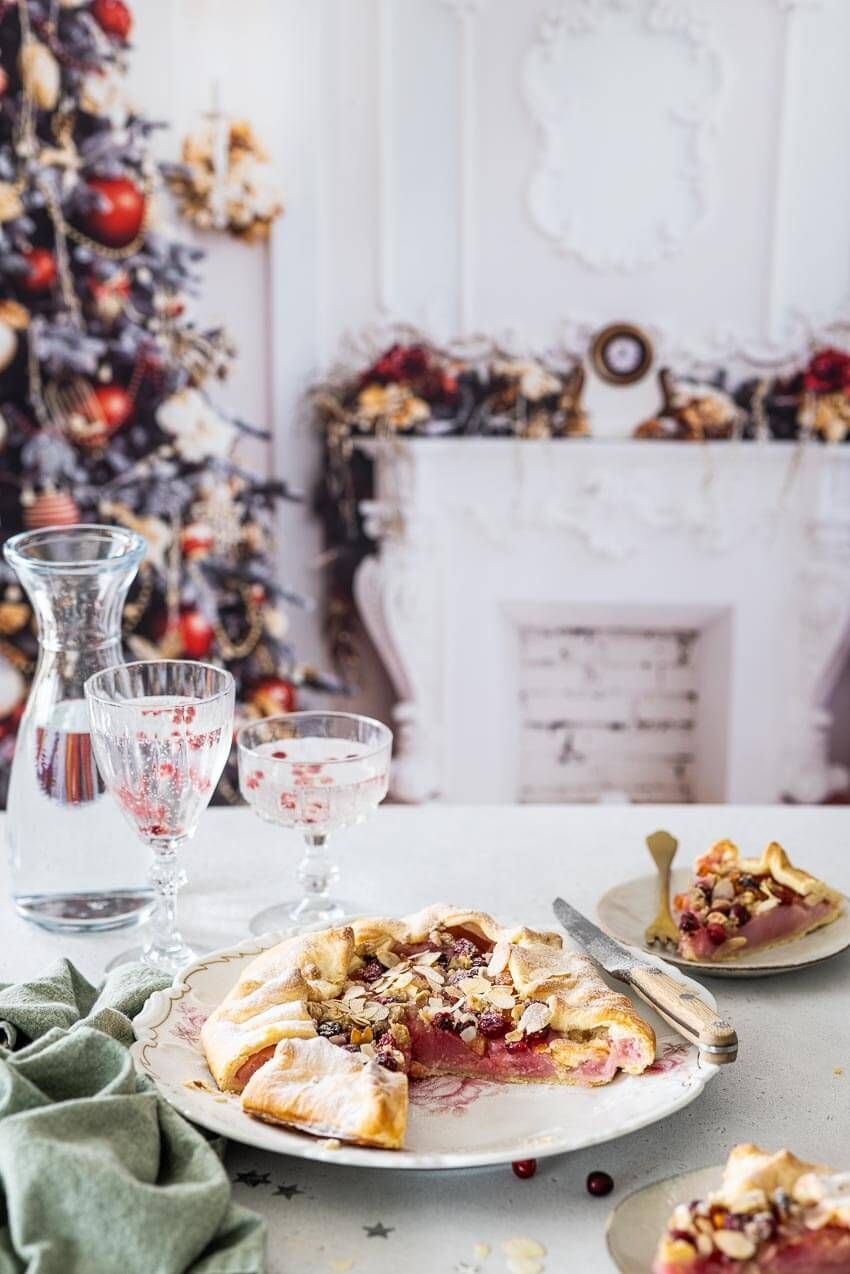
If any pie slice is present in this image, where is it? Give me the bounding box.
[201,903,656,1149]
[673,840,843,963]
[654,1144,850,1273]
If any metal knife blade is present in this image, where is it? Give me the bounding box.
[552,896,738,1063]
[552,896,640,976]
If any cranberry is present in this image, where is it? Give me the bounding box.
[432,1012,459,1033]
[678,911,701,933]
[706,923,728,946]
[376,1052,399,1071]
[505,1037,529,1054]
[317,1021,344,1039]
[669,1231,696,1247]
[447,969,469,986]
[729,903,750,926]
[512,1159,537,1179]
[586,1171,614,1197]
[723,1214,746,1231]
[478,1010,509,1038]
[359,959,384,983]
[525,1029,549,1047]
[449,938,479,961]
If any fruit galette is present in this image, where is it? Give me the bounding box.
[201,903,656,1149]
[654,1144,850,1272]
[674,840,843,963]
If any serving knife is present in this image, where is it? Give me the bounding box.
[552,897,738,1066]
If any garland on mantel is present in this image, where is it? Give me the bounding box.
[314,333,850,679]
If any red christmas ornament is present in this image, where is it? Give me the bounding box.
[20,248,57,294]
[251,677,297,717]
[90,0,133,41]
[82,177,146,249]
[180,522,214,559]
[23,490,81,529]
[178,608,215,659]
[72,383,133,450]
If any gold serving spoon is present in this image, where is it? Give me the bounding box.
[644,829,680,949]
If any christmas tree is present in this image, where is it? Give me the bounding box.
[0,0,334,804]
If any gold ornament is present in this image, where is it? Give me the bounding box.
[0,600,30,636]
[99,499,173,572]
[19,40,60,111]
[0,183,24,223]
[0,320,17,373]
[356,383,430,431]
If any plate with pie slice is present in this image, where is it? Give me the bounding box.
[598,840,850,978]
[132,903,723,1170]
[607,1143,850,1273]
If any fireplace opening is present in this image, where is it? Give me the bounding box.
[514,606,733,804]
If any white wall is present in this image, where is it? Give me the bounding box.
[131,0,850,745]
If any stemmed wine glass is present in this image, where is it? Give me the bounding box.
[237,711,392,934]
[85,660,234,973]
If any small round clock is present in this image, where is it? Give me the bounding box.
[590,323,654,386]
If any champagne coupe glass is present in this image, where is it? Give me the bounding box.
[237,711,392,934]
[85,660,235,974]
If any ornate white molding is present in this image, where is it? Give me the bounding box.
[440,0,486,329]
[521,0,723,273]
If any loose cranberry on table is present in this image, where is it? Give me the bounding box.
[512,1159,537,1179]
[586,1171,614,1197]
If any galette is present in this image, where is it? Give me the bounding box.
[674,840,843,963]
[654,1143,850,1272]
[200,903,656,1149]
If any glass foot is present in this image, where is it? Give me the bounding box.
[105,937,203,977]
[249,899,351,936]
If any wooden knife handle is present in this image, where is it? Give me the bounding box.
[628,964,738,1065]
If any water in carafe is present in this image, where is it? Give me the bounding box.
[4,525,154,930]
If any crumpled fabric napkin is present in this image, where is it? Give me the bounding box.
[0,959,265,1274]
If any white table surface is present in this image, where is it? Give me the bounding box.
[2,804,849,1274]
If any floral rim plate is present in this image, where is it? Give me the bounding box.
[131,926,721,1171]
[597,871,850,978]
[606,1164,720,1273]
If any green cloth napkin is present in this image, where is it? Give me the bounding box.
[0,959,265,1274]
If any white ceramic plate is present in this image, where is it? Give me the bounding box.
[597,871,850,979]
[606,1164,719,1273]
[131,927,721,1170]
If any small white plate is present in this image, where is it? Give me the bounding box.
[606,1164,719,1273]
[131,927,722,1171]
[598,870,850,978]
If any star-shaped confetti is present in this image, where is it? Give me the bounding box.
[233,1169,270,1188]
[364,1222,394,1239]
[274,1183,304,1199]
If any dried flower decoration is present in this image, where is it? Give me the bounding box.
[164,114,283,243]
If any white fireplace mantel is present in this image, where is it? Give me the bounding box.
[353,439,850,805]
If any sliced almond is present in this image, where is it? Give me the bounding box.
[504,1028,523,1043]
[487,941,510,976]
[713,1230,756,1260]
[518,1001,552,1035]
[459,1025,478,1044]
[502,1237,546,1261]
[392,971,414,990]
[376,947,400,968]
[487,986,516,1010]
[459,976,491,996]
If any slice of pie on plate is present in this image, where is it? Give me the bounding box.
[200,903,656,1149]
[673,840,844,963]
[654,1143,850,1273]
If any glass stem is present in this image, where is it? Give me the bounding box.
[295,832,338,914]
[148,837,187,960]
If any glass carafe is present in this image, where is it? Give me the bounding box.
[4,524,155,931]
